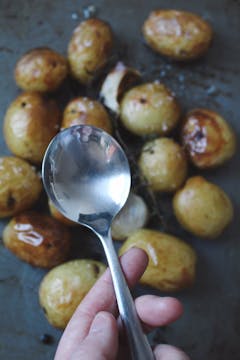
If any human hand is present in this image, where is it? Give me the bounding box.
[55,247,190,360]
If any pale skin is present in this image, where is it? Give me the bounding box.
[55,248,190,360]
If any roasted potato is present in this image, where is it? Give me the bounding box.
[4,92,60,164]
[120,82,181,136]
[48,199,77,227]
[0,156,42,218]
[61,97,112,134]
[119,229,197,292]
[3,212,71,268]
[39,259,106,328]
[139,137,188,192]
[173,176,233,239]
[68,18,113,84]
[143,10,213,61]
[100,62,141,115]
[15,47,68,92]
[111,193,149,240]
[181,108,236,169]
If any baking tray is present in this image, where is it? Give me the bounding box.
[0,0,240,359]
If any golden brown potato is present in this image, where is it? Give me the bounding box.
[68,18,113,84]
[39,259,106,328]
[120,82,181,136]
[3,212,71,268]
[15,47,68,92]
[0,157,42,218]
[143,10,213,61]
[139,138,188,192]
[173,176,234,239]
[181,108,236,169]
[61,97,112,134]
[119,229,197,292]
[48,199,77,227]
[4,92,61,164]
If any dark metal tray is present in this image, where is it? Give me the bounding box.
[0,1,239,359]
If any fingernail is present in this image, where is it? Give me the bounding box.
[90,312,109,333]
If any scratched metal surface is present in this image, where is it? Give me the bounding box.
[0,0,240,359]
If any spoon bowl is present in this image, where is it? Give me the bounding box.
[42,125,154,360]
[42,125,130,233]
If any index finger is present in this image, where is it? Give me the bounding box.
[55,247,148,359]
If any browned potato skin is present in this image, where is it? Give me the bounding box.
[48,199,77,227]
[15,47,69,92]
[4,92,60,164]
[143,10,213,61]
[182,109,236,168]
[119,229,197,292]
[139,138,188,192]
[39,259,106,328]
[3,212,71,268]
[120,82,181,136]
[62,97,112,134]
[68,18,113,84]
[173,176,234,239]
[0,157,42,218]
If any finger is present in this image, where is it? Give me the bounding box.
[154,344,190,360]
[74,247,148,334]
[135,295,183,331]
[70,312,118,360]
[55,248,148,358]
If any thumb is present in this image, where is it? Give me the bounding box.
[71,311,119,360]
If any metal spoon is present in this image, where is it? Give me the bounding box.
[42,125,154,360]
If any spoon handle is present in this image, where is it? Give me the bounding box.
[100,231,155,360]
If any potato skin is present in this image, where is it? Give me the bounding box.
[119,229,197,292]
[181,109,236,169]
[139,138,188,192]
[0,157,42,217]
[39,259,106,328]
[15,47,68,92]
[68,18,113,84]
[62,97,112,134]
[3,212,71,268]
[4,92,60,164]
[173,176,233,239]
[120,82,181,136]
[143,10,213,61]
